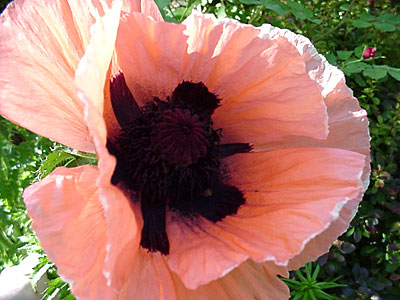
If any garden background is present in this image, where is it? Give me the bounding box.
[0,0,399,299]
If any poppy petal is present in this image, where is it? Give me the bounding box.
[173,261,289,300]
[75,0,123,114]
[116,12,187,107]
[0,0,120,152]
[287,195,361,270]
[76,71,139,297]
[253,29,370,268]
[166,147,365,289]
[116,12,328,143]
[112,251,289,299]
[183,13,329,144]
[260,27,370,158]
[116,250,178,299]
[74,12,140,289]
[23,166,116,300]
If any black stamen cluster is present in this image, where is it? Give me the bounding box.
[108,79,249,255]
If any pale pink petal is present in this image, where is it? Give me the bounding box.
[116,12,187,106]
[111,251,289,300]
[117,250,178,300]
[258,26,370,157]
[74,5,141,291]
[166,148,365,289]
[23,166,116,300]
[0,0,121,152]
[253,27,371,268]
[116,12,328,144]
[173,261,289,300]
[120,0,163,20]
[287,196,361,270]
[75,0,122,114]
[76,62,140,299]
[139,0,163,21]
[183,13,328,144]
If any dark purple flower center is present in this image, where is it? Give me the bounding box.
[107,74,252,255]
[154,109,209,165]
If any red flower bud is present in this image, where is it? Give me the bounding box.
[363,47,376,59]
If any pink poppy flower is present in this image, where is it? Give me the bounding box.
[363,47,376,59]
[0,0,370,299]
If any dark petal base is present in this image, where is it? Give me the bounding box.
[140,189,170,255]
[218,143,254,158]
[110,73,142,127]
[171,81,221,118]
[170,182,246,223]
[108,79,250,255]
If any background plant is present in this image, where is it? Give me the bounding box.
[1,0,399,299]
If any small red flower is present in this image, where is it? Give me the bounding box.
[363,47,376,59]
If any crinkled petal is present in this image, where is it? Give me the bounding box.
[287,196,361,270]
[116,250,177,300]
[76,58,139,300]
[173,261,289,300]
[23,166,116,300]
[74,1,141,291]
[259,25,370,158]
[166,148,365,289]
[0,0,121,152]
[116,12,328,145]
[254,26,371,268]
[115,12,187,106]
[110,251,289,300]
[120,0,163,20]
[75,0,122,115]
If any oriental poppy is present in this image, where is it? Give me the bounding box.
[0,0,370,299]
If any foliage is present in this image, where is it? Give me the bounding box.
[282,263,346,300]
[1,0,400,299]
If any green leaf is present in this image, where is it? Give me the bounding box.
[48,277,62,286]
[387,67,400,81]
[372,97,380,105]
[292,292,304,300]
[354,45,365,58]
[154,0,169,9]
[310,18,322,24]
[281,277,302,286]
[324,53,337,66]
[239,0,262,5]
[263,0,290,16]
[315,282,347,289]
[31,262,51,291]
[337,50,353,60]
[215,3,227,18]
[378,13,400,25]
[363,67,387,80]
[314,289,340,300]
[38,151,76,179]
[342,62,371,75]
[360,13,376,22]
[350,19,372,28]
[285,0,305,12]
[374,22,396,32]
[295,269,307,282]
[308,289,318,300]
[311,264,320,281]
